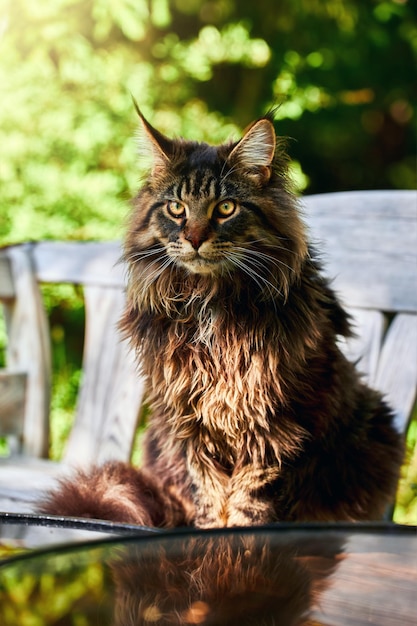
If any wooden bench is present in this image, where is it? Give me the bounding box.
[0,190,416,514]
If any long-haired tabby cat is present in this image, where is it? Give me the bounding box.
[41,107,404,528]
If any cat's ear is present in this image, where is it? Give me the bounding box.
[133,100,173,176]
[228,118,276,185]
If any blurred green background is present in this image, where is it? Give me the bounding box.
[0,0,416,523]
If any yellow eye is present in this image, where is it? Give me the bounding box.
[167,200,186,218]
[215,200,236,218]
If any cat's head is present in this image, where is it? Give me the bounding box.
[124,107,308,312]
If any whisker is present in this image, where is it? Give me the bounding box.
[237,248,289,291]
[240,256,285,300]
[245,238,303,257]
[126,246,167,262]
[140,255,173,290]
[233,246,296,274]
[219,160,238,182]
[220,162,251,184]
[225,253,267,293]
[224,251,284,300]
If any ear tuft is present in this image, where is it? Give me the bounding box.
[228,118,276,185]
[133,99,173,176]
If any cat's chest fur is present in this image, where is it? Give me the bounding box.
[138,300,304,470]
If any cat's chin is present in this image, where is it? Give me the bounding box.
[179,259,220,275]
[175,253,227,276]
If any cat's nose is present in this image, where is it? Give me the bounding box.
[184,225,209,250]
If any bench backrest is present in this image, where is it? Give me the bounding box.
[303,190,417,434]
[0,190,416,467]
[0,241,145,466]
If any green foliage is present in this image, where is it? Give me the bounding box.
[394,411,417,525]
[1,0,415,249]
[41,285,85,460]
[0,548,110,625]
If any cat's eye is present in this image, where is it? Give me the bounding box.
[215,200,237,218]
[167,200,186,219]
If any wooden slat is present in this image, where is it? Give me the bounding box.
[31,241,125,287]
[0,371,27,437]
[339,308,385,386]
[64,286,144,467]
[3,247,51,457]
[63,286,122,465]
[303,190,417,312]
[375,313,417,434]
[0,457,64,511]
[96,331,145,465]
[0,254,15,299]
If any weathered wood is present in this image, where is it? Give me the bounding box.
[341,309,417,432]
[303,190,417,312]
[0,457,64,512]
[64,286,145,467]
[0,454,78,513]
[375,314,417,433]
[3,247,51,458]
[340,308,385,386]
[0,371,27,439]
[95,329,145,465]
[31,241,124,287]
[0,254,15,299]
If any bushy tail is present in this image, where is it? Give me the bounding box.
[39,461,190,528]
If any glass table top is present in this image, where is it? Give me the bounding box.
[0,514,415,625]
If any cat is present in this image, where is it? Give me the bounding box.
[41,107,404,528]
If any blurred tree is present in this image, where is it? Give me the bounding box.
[0,0,415,246]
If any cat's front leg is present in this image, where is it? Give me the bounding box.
[225,465,280,527]
[188,459,230,528]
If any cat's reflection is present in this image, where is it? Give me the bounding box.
[111,531,344,626]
